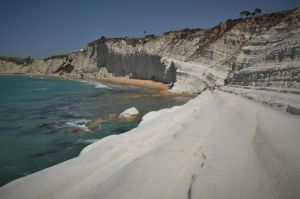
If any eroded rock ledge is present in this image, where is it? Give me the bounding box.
[1,91,299,199]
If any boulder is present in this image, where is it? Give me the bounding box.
[118,107,140,122]
[70,128,84,135]
[105,113,118,120]
[86,118,102,131]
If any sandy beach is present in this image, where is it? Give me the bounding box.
[0,74,193,97]
[0,73,192,97]
[98,77,193,97]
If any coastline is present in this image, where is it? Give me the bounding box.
[0,73,194,97]
[0,6,299,198]
[0,74,194,187]
[98,77,194,97]
[1,90,299,199]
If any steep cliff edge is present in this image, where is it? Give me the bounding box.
[1,7,299,94]
[0,45,111,79]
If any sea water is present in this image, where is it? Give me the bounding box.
[0,75,191,186]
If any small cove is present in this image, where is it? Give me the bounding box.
[0,75,192,186]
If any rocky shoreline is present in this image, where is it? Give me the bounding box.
[1,90,299,199]
[0,7,300,199]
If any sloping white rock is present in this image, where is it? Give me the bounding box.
[220,85,300,114]
[0,91,299,199]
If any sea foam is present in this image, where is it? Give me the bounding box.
[77,80,109,89]
[66,119,90,132]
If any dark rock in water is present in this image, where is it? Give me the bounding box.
[76,121,85,125]
[68,118,103,134]
[86,121,100,131]
[86,118,102,131]
[51,140,74,147]
[28,150,58,159]
[69,128,84,135]
[37,121,65,130]
[105,114,118,120]
[60,110,80,119]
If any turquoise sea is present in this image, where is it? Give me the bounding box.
[0,75,191,186]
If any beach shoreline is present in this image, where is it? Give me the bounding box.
[0,73,194,97]
[97,77,194,97]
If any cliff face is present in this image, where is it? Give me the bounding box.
[1,7,299,93]
[0,45,111,79]
[96,42,176,83]
[227,15,300,90]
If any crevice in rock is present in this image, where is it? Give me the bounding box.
[54,63,74,73]
[188,174,196,199]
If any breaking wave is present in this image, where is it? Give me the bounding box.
[66,119,90,132]
[77,80,109,89]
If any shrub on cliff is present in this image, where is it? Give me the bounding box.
[240,11,251,18]
[255,8,262,15]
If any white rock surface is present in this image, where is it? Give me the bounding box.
[170,60,227,93]
[118,107,140,121]
[220,85,300,114]
[1,91,299,199]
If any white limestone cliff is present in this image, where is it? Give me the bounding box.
[1,8,299,95]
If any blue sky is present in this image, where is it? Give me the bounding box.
[0,0,299,58]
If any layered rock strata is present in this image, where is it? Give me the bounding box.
[1,8,299,94]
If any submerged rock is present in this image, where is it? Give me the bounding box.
[85,119,102,131]
[105,113,118,120]
[118,107,140,122]
[70,128,84,135]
